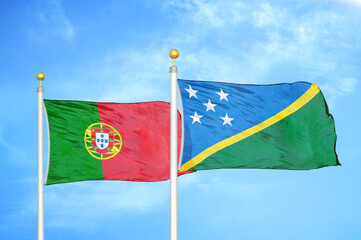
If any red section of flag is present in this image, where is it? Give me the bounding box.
[97,101,185,181]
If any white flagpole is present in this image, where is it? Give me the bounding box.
[37,72,45,240]
[169,49,179,240]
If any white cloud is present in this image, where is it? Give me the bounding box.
[3,179,172,231]
[4,174,198,231]
[248,3,361,110]
[0,127,26,160]
[29,0,75,43]
[333,0,361,7]
[54,1,360,109]
[320,77,359,108]
[44,181,169,229]
[6,172,276,231]
[85,48,172,103]
[338,78,359,93]
[253,3,283,28]
[179,170,295,222]
[165,0,246,28]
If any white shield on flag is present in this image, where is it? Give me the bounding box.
[95,132,109,149]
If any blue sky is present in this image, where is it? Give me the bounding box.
[1,0,361,239]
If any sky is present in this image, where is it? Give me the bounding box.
[1,0,361,239]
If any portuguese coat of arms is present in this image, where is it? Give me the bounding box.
[91,127,114,153]
[84,122,122,160]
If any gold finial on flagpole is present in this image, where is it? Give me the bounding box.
[169,49,179,66]
[36,72,45,87]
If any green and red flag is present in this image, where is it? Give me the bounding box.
[178,79,339,172]
[44,100,185,185]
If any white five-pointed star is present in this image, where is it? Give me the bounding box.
[220,113,234,126]
[216,88,229,101]
[185,85,198,99]
[203,99,217,112]
[190,111,203,124]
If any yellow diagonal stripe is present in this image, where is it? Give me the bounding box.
[179,84,320,172]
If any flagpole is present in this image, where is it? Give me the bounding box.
[37,72,45,240]
[169,49,179,240]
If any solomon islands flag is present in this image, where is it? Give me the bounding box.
[178,79,339,172]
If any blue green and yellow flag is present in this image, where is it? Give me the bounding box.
[178,79,339,172]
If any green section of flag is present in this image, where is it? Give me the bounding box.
[44,100,104,185]
[189,92,339,171]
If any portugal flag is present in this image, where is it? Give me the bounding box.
[44,100,183,185]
